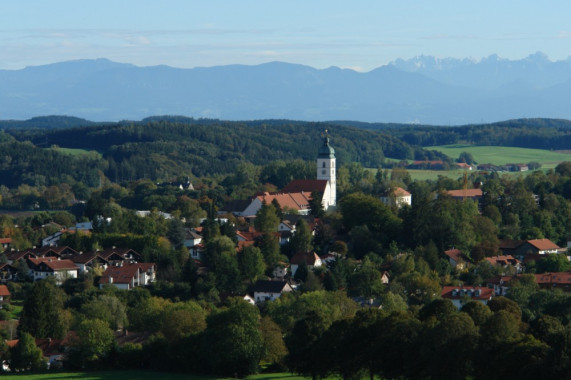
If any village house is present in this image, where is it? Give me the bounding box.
[0,285,10,309]
[99,262,156,290]
[441,286,494,309]
[0,238,12,250]
[444,249,470,270]
[500,238,562,260]
[71,251,110,274]
[484,255,523,273]
[252,279,293,303]
[486,275,517,296]
[380,187,412,208]
[26,257,78,284]
[290,252,322,276]
[534,272,571,292]
[0,262,18,282]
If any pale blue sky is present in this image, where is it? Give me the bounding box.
[1,1,570,71]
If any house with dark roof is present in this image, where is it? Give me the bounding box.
[441,286,494,309]
[290,252,322,276]
[71,252,110,274]
[0,263,18,282]
[501,238,562,260]
[252,280,293,303]
[98,247,142,265]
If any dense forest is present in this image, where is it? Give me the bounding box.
[0,117,443,188]
[336,118,571,149]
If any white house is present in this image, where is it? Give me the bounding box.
[252,280,293,303]
[380,187,412,208]
[441,286,494,309]
[27,257,78,284]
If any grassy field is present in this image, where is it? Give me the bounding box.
[380,145,571,182]
[48,147,102,158]
[0,371,307,380]
[427,144,570,169]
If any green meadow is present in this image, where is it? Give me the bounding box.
[48,147,103,158]
[380,145,571,182]
[427,144,570,168]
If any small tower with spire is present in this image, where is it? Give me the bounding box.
[317,130,336,209]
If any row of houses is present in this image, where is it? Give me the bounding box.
[0,246,155,290]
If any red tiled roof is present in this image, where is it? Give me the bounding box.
[100,264,141,285]
[446,188,483,198]
[0,238,12,244]
[441,286,494,300]
[28,257,77,271]
[282,179,328,194]
[485,255,520,266]
[393,187,411,196]
[534,272,571,285]
[0,285,10,297]
[444,249,464,262]
[255,192,311,212]
[526,239,560,250]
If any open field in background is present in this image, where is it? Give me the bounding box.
[48,147,103,158]
[0,371,308,380]
[380,145,571,182]
[427,145,571,167]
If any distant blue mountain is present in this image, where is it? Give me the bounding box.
[1,54,571,124]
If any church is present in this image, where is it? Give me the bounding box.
[230,133,336,217]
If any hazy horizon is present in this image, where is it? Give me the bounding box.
[2,1,571,71]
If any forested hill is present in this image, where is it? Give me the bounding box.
[2,119,442,186]
[0,115,98,129]
[333,118,571,149]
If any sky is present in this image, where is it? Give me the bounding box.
[1,1,571,71]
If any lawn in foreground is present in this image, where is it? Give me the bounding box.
[0,371,308,380]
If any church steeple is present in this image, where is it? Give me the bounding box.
[317,130,336,209]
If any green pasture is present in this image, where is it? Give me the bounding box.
[426,144,570,168]
[48,147,102,158]
[0,371,308,380]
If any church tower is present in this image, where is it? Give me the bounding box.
[317,131,336,209]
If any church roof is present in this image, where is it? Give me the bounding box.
[282,179,328,194]
[256,192,311,211]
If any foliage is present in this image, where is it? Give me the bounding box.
[19,280,68,339]
[9,332,46,372]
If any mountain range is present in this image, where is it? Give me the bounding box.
[1,53,571,124]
